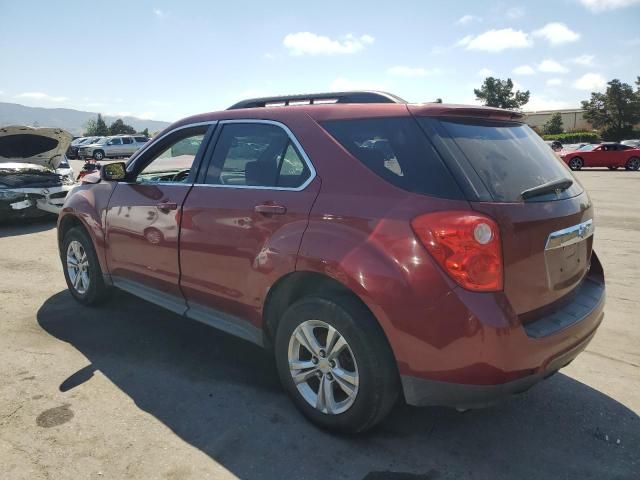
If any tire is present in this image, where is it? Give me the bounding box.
[274,295,399,434]
[61,226,111,306]
[568,157,583,171]
[625,157,640,171]
[93,150,104,161]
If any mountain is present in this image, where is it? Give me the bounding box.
[0,102,171,136]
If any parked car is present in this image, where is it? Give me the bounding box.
[66,136,105,159]
[560,142,640,170]
[58,91,605,433]
[78,135,149,160]
[55,157,75,183]
[0,125,75,219]
[621,139,640,148]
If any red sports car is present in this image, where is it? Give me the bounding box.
[561,143,640,171]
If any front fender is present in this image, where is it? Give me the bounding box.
[57,182,117,274]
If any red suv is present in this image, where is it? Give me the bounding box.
[58,92,605,433]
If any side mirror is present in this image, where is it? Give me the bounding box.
[101,162,127,181]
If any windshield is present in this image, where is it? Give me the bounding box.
[579,144,596,151]
[419,118,583,202]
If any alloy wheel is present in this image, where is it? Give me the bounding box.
[66,240,90,294]
[288,320,359,415]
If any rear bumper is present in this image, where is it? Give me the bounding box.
[397,253,605,407]
[402,323,599,407]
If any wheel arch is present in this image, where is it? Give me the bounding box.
[262,271,396,359]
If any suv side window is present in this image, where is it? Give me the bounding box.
[134,126,209,184]
[204,122,310,188]
[122,137,133,144]
[134,136,148,143]
[109,138,122,145]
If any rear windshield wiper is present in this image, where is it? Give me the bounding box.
[520,178,573,200]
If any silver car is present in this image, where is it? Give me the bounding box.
[78,135,149,160]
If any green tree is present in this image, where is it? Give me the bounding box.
[543,112,564,135]
[109,118,136,135]
[474,77,530,110]
[581,79,640,141]
[84,113,109,136]
[140,127,150,137]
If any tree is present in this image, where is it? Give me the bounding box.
[109,118,136,135]
[543,112,564,135]
[140,127,150,137]
[474,77,530,110]
[84,114,109,136]
[581,78,640,141]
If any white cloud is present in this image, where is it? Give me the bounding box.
[138,112,156,120]
[283,32,374,55]
[459,28,532,52]
[153,8,167,18]
[532,22,580,45]
[456,14,481,26]
[525,95,573,111]
[546,78,564,86]
[386,66,441,77]
[330,77,386,91]
[579,0,640,12]
[477,67,494,77]
[538,59,570,73]
[513,65,536,75]
[16,92,68,102]
[147,100,174,107]
[572,54,595,66]
[573,73,607,91]
[506,7,526,19]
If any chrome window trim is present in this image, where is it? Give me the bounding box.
[126,120,218,174]
[545,219,594,250]
[196,118,317,192]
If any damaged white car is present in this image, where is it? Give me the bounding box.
[0,126,75,220]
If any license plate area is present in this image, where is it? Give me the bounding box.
[544,219,594,291]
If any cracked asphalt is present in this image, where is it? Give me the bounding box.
[0,170,638,479]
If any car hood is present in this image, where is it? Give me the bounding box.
[0,125,73,169]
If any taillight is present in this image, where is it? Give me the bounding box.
[411,211,503,292]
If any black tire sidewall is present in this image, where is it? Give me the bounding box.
[274,296,398,433]
[93,150,104,161]
[61,227,106,305]
[569,157,583,170]
[626,157,640,171]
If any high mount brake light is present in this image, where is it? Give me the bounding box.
[411,211,503,292]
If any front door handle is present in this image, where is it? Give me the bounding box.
[254,204,287,215]
[157,201,178,212]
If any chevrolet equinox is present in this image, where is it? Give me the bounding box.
[58,91,605,433]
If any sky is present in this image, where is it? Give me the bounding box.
[0,0,639,122]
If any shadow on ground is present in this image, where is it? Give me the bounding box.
[0,216,56,238]
[38,290,639,480]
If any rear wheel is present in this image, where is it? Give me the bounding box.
[62,227,111,305]
[625,157,640,171]
[275,296,399,433]
[93,150,104,161]
[568,157,583,171]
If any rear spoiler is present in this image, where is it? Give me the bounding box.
[408,104,524,121]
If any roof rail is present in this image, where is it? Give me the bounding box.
[227,91,407,110]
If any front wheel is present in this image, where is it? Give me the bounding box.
[62,226,111,305]
[568,157,583,170]
[93,150,104,161]
[275,296,399,433]
[626,157,640,171]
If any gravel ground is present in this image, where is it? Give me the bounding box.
[0,169,638,480]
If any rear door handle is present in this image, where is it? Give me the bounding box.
[254,204,287,215]
[157,201,178,212]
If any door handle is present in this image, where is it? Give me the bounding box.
[157,201,178,212]
[254,204,287,215]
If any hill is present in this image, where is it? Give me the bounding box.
[0,102,171,136]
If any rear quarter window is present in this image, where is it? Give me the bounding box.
[321,117,463,199]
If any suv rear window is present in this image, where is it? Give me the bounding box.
[418,118,583,202]
[321,118,462,199]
